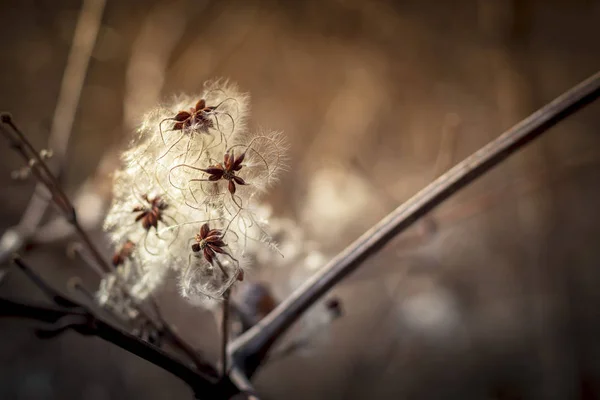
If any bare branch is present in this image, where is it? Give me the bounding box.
[0,297,224,396]
[1,256,226,398]
[0,122,213,377]
[228,70,600,376]
[0,0,106,264]
[0,116,112,273]
[147,296,212,373]
[221,290,231,377]
[12,256,79,309]
[229,366,260,400]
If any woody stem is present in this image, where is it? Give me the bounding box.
[227,70,600,378]
[0,116,113,274]
[221,289,231,378]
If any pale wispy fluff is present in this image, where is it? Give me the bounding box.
[242,204,321,270]
[102,80,286,308]
[95,254,167,320]
[226,205,340,357]
[301,166,375,242]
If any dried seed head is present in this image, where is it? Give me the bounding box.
[103,79,286,308]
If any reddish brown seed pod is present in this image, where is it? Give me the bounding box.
[191,223,229,266]
[132,194,168,231]
[171,98,215,132]
[112,240,136,267]
[199,150,248,195]
[236,269,244,282]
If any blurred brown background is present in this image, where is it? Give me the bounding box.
[1,0,600,399]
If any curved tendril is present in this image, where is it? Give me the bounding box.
[159,117,178,145]
[220,196,238,219]
[202,125,226,155]
[230,192,244,210]
[239,214,250,250]
[221,207,243,237]
[128,158,180,215]
[168,162,206,190]
[151,165,174,199]
[211,110,236,137]
[183,188,218,211]
[207,156,221,165]
[143,231,159,256]
[131,157,174,206]
[187,186,201,208]
[178,135,194,165]
[188,178,215,184]
[194,180,218,200]
[228,136,278,182]
[190,181,226,208]
[186,135,211,166]
[184,199,206,212]
[129,174,149,206]
[245,212,282,257]
[159,214,180,249]
[186,236,197,250]
[157,217,213,235]
[202,93,239,115]
[157,131,186,161]
[225,229,240,242]
[235,210,276,252]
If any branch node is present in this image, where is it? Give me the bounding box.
[0,112,12,123]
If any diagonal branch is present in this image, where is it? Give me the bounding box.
[148,296,211,372]
[228,70,600,377]
[1,117,215,381]
[1,256,227,398]
[0,116,112,273]
[229,366,260,400]
[0,296,225,397]
[13,256,79,309]
[221,290,231,377]
[0,0,106,265]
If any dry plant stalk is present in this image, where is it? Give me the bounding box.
[227,70,600,377]
[0,0,106,265]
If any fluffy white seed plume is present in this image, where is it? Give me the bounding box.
[101,79,286,309]
[229,206,341,353]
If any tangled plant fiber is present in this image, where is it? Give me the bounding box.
[101,80,287,313]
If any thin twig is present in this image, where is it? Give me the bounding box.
[147,296,211,372]
[221,289,231,377]
[67,242,106,278]
[0,116,112,273]
[228,70,600,377]
[0,124,213,375]
[14,136,211,373]
[67,242,161,336]
[3,256,224,394]
[0,297,224,396]
[0,0,105,264]
[229,366,260,400]
[12,256,79,308]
